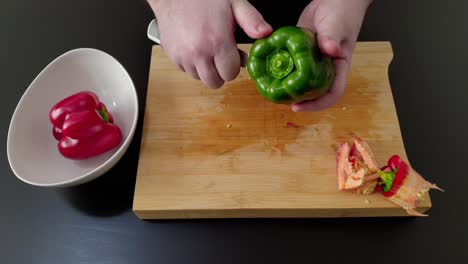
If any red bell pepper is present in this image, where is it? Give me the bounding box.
[49,91,122,160]
[375,155,409,197]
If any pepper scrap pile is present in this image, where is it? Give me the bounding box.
[336,136,444,216]
[49,91,122,160]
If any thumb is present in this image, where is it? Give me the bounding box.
[317,34,342,58]
[231,0,272,39]
[314,18,348,59]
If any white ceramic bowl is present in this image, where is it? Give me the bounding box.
[7,48,138,187]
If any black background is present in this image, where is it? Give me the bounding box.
[1,0,466,263]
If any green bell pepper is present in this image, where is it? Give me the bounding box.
[247,26,334,104]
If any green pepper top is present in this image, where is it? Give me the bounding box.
[247,26,334,104]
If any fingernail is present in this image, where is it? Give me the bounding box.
[291,105,300,112]
[257,23,271,32]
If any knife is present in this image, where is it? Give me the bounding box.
[147,19,249,68]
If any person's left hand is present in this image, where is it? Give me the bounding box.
[291,0,373,112]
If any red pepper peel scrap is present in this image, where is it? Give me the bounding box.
[49,91,122,160]
[375,155,409,197]
[336,136,379,191]
[286,122,299,128]
[336,137,444,216]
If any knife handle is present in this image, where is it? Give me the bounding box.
[239,49,249,68]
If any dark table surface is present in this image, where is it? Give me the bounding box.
[1,0,466,263]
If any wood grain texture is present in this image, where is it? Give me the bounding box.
[132,42,432,219]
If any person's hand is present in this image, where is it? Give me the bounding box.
[147,0,272,89]
[291,0,373,112]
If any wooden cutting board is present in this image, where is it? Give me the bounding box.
[132,42,432,219]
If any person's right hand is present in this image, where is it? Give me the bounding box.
[148,0,273,89]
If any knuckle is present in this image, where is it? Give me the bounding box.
[185,45,206,62]
[212,80,224,89]
[188,69,200,80]
[164,47,183,64]
[205,77,224,89]
[245,8,261,21]
[230,71,240,81]
[168,55,183,71]
[224,68,240,81]
[207,34,225,52]
[217,53,241,81]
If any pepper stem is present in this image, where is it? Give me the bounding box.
[377,166,398,192]
[266,49,294,79]
[97,106,109,123]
